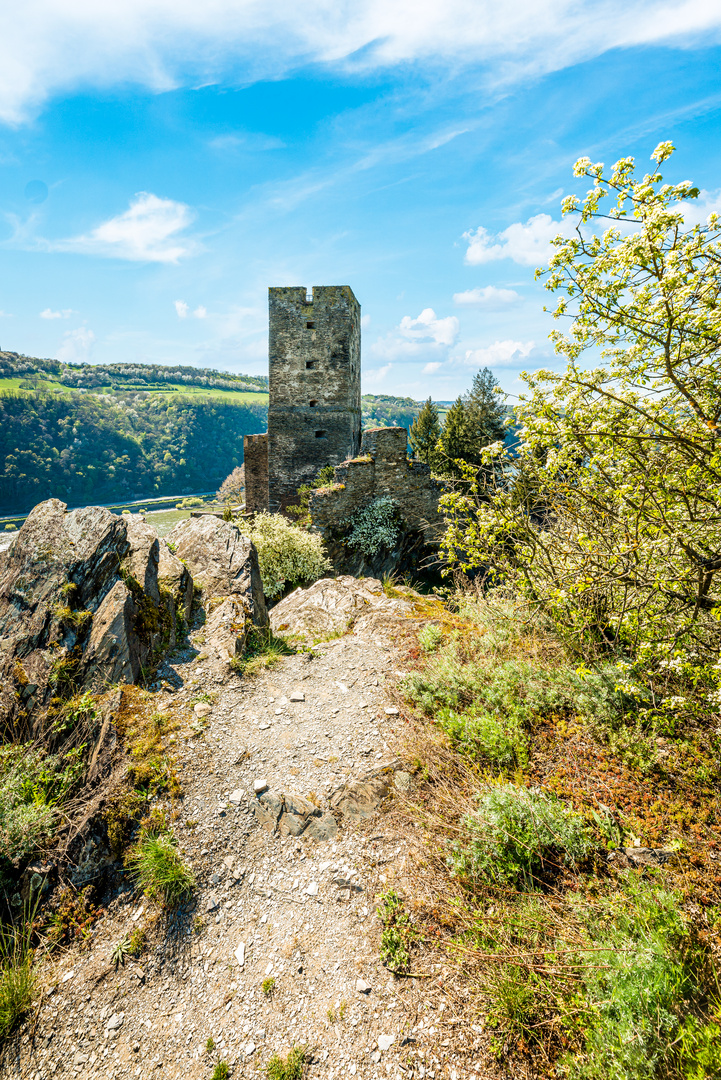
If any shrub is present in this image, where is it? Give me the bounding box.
[266,1045,308,1080]
[377,889,414,973]
[436,705,528,770]
[249,512,332,598]
[0,745,81,866]
[450,784,593,889]
[126,826,195,905]
[342,496,400,556]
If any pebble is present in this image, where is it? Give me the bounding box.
[254,779,269,794]
[106,1013,124,1032]
[244,1042,256,1056]
[194,703,211,717]
[289,691,305,702]
[384,707,399,716]
[234,942,246,967]
[356,978,371,994]
[305,882,319,896]
[229,789,243,804]
[378,1034,396,1051]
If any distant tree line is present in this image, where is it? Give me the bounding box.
[361,394,420,431]
[0,391,267,512]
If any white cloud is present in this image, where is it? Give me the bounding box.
[399,308,459,347]
[360,314,371,329]
[464,214,577,267]
[423,362,442,374]
[40,307,74,319]
[363,362,392,385]
[678,188,721,227]
[66,193,195,263]
[372,307,459,363]
[0,310,12,318]
[1,1,719,125]
[57,326,95,363]
[175,300,207,318]
[463,340,536,367]
[453,285,521,306]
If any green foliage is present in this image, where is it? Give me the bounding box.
[206,1037,215,1053]
[0,917,35,1042]
[450,783,593,889]
[287,465,337,524]
[231,628,294,676]
[126,824,195,905]
[342,496,400,557]
[111,927,145,969]
[262,976,276,997]
[441,143,721,668]
[212,1061,229,1080]
[417,623,443,652]
[567,884,721,1080]
[436,704,528,770]
[249,512,332,598]
[265,1044,308,1080]
[361,393,420,431]
[377,889,414,973]
[217,465,245,504]
[409,397,441,466]
[0,387,266,513]
[0,744,86,866]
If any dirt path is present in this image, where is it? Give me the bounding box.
[5,581,478,1080]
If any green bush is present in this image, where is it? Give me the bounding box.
[266,1044,308,1080]
[249,512,332,598]
[568,884,721,1080]
[450,783,593,889]
[0,745,86,866]
[126,826,195,905]
[436,705,528,770]
[342,496,400,557]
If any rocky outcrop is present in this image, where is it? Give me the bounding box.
[0,501,188,737]
[269,575,413,638]
[166,515,268,662]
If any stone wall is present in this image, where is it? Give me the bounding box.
[267,285,362,513]
[308,426,446,576]
[243,433,269,514]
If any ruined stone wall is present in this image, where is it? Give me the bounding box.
[243,433,269,513]
[267,285,361,513]
[308,426,446,576]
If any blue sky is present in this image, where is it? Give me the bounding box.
[1,1,720,402]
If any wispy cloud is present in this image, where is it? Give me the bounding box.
[64,193,195,263]
[57,326,95,363]
[463,340,536,367]
[40,307,75,319]
[175,300,208,318]
[208,132,285,152]
[2,1,720,125]
[362,362,392,385]
[453,286,521,307]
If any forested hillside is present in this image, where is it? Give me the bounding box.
[0,392,267,512]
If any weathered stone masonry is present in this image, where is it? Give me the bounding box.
[308,426,446,575]
[243,433,269,513]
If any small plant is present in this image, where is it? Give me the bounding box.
[450,784,593,890]
[377,890,413,974]
[326,1006,335,1023]
[0,909,36,1043]
[231,628,294,677]
[48,884,98,945]
[265,1044,308,1080]
[338,1000,347,1020]
[193,915,205,934]
[111,934,132,969]
[212,1061,229,1080]
[126,825,195,905]
[206,1036,215,1053]
[262,976,276,997]
[418,623,443,652]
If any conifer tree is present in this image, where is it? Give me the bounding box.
[466,367,507,450]
[437,396,473,479]
[409,397,441,466]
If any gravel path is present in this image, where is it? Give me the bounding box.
[5,584,482,1080]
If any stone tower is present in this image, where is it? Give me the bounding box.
[264,285,362,513]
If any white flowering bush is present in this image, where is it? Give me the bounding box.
[248,513,332,598]
[343,497,400,557]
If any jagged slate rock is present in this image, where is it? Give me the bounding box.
[329,777,390,821]
[623,847,673,866]
[304,812,338,842]
[205,894,220,913]
[204,595,253,663]
[157,538,193,624]
[279,793,322,837]
[0,499,171,729]
[165,516,268,626]
[105,1013,124,1031]
[268,575,412,638]
[393,771,413,793]
[253,791,284,832]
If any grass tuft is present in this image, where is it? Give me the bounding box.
[126,823,195,905]
[0,917,35,1042]
[265,1045,309,1080]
